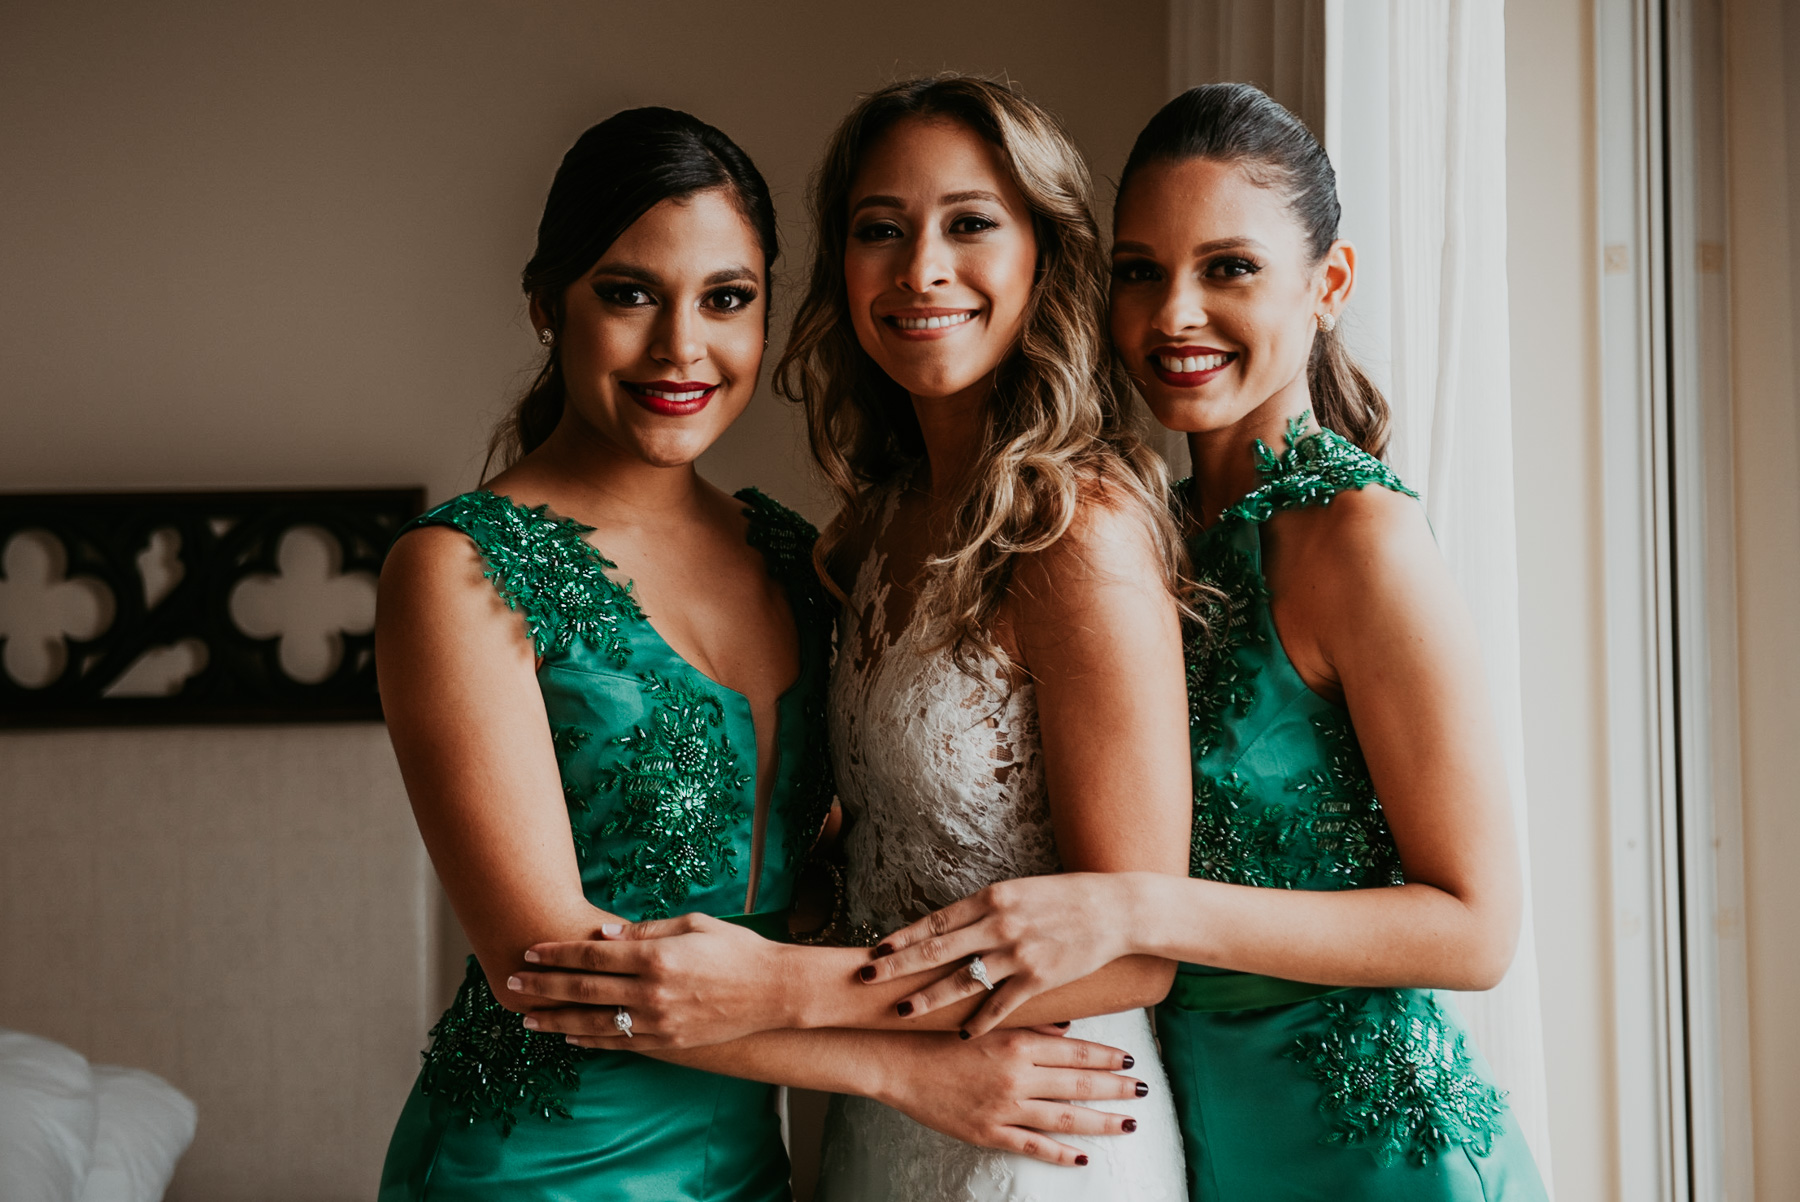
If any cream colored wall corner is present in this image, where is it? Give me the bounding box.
[1723,0,1800,1195]
[1504,1,1618,1199]
[0,4,1167,1199]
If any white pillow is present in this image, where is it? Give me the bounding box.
[0,1028,98,1202]
[75,1066,197,1202]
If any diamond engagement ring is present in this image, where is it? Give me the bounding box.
[614,1007,634,1038]
[967,955,996,991]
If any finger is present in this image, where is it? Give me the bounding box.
[1022,1024,1071,1036]
[520,941,653,974]
[565,1033,673,1051]
[961,978,1036,1039]
[1016,1100,1137,1137]
[508,971,649,1007]
[865,912,993,984]
[987,1126,1093,1167]
[1030,1067,1147,1104]
[521,1006,643,1037]
[599,914,707,941]
[1022,1036,1135,1072]
[899,954,1015,1019]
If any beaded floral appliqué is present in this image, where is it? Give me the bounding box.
[414,491,643,663]
[551,724,598,862]
[418,957,588,1136]
[598,672,752,919]
[1289,990,1507,1166]
[736,488,838,866]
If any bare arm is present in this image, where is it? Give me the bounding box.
[869,488,1523,1031]
[376,525,623,1010]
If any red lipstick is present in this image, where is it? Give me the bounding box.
[621,379,719,416]
[1148,345,1237,388]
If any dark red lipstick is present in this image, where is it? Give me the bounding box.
[621,379,719,416]
[1148,345,1238,388]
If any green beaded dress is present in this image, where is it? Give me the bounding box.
[378,488,835,1202]
[1156,420,1548,1201]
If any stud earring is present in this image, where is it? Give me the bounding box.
[1316,313,1337,334]
[538,328,555,347]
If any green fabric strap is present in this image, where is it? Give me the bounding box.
[720,911,792,943]
[1166,971,1347,1013]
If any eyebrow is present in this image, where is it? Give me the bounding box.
[589,263,758,287]
[1111,237,1267,256]
[850,189,1007,215]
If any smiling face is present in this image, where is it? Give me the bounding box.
[532,187,766,469]
[1109,156,1350,435]
[842,117,1038,405]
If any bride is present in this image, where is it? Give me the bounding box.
[515,75,1194,1199]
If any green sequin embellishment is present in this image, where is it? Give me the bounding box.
[1189,771,1294,887]
[1289,990,1507,1166]
[423,491,643,664]
[1220,415,1417,527]
[1290,713,1405,889]
[418,957,588,1136]
[735,487,838,866]
[1184,536,1267,760]
[551,725,598,862]
[598,673,752,919]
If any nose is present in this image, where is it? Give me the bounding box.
[1150,277,1209,340]
[897,228,954,294]
[649,300,705,371]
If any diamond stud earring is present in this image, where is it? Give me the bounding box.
[538,327,555,347]
[1316,313,1337,334]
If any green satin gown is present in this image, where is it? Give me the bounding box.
[378,488,835,1202]
[1157,420,1549,1201]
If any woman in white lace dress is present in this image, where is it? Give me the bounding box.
[512,76,1194,1200]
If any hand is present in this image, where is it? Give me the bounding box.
[509,912,797,1051]
[860,873,1140,1037]
[876,1028,1147,1166]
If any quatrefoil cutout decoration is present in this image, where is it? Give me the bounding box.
[229,525,377,684]
[0,530,114,688]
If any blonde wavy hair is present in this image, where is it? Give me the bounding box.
[776,74,1191,673]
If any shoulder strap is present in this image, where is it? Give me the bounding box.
[1223,416,1417,527]
[735,487,835,632]
[404,491,641,664]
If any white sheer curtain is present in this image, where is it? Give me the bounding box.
[1171,0,1555,1191]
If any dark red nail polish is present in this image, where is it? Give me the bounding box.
[859,965,877,982]
[1122,1118,1138,1132]
[1053,1021,1071,1029]
[874,944,894,958]
[1135,1081,1149,1097]
[896,1001,914,1017]
[959,1029,971,1040]
[1121,1054,1135,1069]
[1075,1155,1089,1167]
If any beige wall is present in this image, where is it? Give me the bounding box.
[1503,2,1618,1200]
[0,3,1168,1199]
[1724,0,1800,1194]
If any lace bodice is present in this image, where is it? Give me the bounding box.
[828,490,1056,937]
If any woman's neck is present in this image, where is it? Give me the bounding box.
[1185,377,1316,529]
[908,377,992,504]
[522,413,712,531]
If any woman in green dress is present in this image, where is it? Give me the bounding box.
[855,85,1552,1199]
[375,106,1146,1201]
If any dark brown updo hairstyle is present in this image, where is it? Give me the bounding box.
[1117,83,1391,458]
[485,107,779,474]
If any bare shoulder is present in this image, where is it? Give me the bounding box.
[1268,483,1436,594]
[377,521,521,650]
[1033,472,1167,581]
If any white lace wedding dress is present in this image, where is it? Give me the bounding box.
[812,491,1187,1202]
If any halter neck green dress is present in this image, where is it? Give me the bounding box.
[377,488,835,1202]
[1156,421,1548,1201]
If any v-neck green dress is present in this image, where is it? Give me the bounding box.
[378,488,834,1202]
[1156,421,1548,1200]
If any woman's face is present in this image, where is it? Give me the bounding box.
[534,188,766,469]
[843,117,1038,404]
[1109,156,1350,434]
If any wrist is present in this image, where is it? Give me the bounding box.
[769,943,814,1029]
[1117,872,1181,961]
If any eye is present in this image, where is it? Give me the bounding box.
[596,283,654,307]
[853,220,903,243]
[706,286,758,313]
[1206,256,1261,279]
[1111,258,1162,284]
[948,214,997,235]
